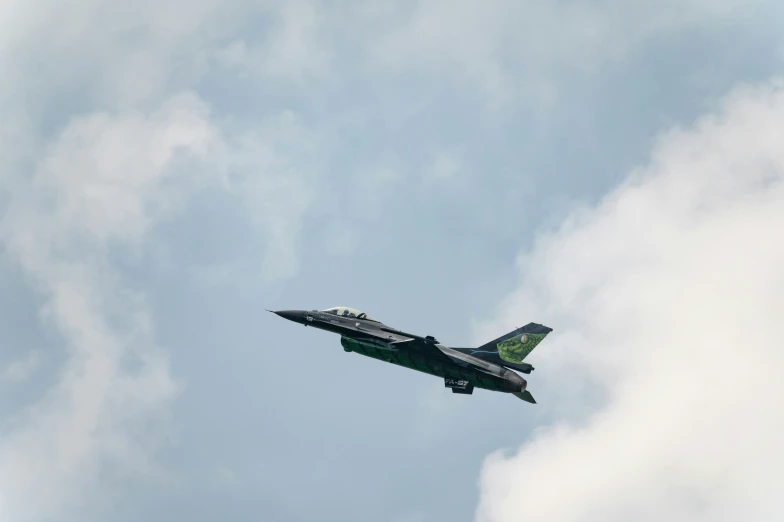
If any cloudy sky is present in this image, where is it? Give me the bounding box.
[1,1,783,521]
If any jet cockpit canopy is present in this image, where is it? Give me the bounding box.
[322,306,379,322]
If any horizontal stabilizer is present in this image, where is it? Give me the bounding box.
[513,390,536,404]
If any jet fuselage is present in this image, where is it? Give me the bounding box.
[273,309,530,397]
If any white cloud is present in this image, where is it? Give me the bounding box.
[0,93,217,522]
[473,78,784,521]
[0,87,319,520]
[0,1,328,516]
[0,0,227,107]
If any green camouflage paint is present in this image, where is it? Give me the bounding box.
[496,333,548,363]
[340,336,510,392]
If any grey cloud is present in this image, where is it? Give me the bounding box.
[363,0,758,104]
[1,351,41,384]
[217,0,333,82]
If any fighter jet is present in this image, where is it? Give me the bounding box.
[272,306,552,403]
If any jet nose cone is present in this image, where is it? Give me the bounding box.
[272,310,305,323]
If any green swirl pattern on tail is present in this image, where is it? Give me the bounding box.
[497,333,548,363]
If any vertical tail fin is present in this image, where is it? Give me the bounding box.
[462,322,552,370]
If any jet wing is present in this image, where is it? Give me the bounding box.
[389,339,502,376]
[389,338,455,363]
